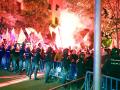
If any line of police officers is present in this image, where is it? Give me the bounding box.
[0,43,42,80]
[0,42,95,83]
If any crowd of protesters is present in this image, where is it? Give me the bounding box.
[0,40,120,83]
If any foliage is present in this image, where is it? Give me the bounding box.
[102,38,112,48]
[0,0,119,38]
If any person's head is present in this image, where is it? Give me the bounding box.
[63,48,69,56]
[47,47,53,53]
[79,52,85,59]
[22,42,25,49]
[36,47,41,53]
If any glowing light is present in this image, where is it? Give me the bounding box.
[49,9,93,49]
[25,27,38,35]
[54,9,84,48]
[25,27,44,47]
[17,28,26,43]
[49,26,62,48]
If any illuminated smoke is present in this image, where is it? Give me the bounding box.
[25,27,44,46]
[17,28,26,43]
[53,9,93,49]
[59,9,80,48]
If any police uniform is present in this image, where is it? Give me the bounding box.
[11,47,19,72]
[102,48,120,77]
[19,46,25,73]
[61,49,70,83]
[30,48,41,80]
[0,45,5,68]
[69,53,78,80]
[45,47,53,83]
[77,53,85,78]
[25,47,32,76]
[39,48,45,72]
[5,45,11,70]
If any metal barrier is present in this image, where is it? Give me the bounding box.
[49,76,85,90]
[84,71,120,90]
[50,71,120,90]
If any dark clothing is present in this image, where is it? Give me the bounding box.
[5,48,11,58]
[11,49,19,60]
[45,52,53,62]
[85,55,93,71]
[62,56,71,71]
[70,54,78,64]
[5,48,11,69]
[45,51,53,83]
[25,50,32,76]
[77,57,85,78]
[19,48,25,60]
[0,47,5,67]
[32,52,41,64]
[69,54,78,80]
[11,48,19,72]
[19,48,25,72]
[103,56,120,78]
[25,51,32,60]
[30,51,41,80]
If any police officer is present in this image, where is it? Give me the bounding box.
[69,50,78,80]
[107,48,120,77]
[5,45,11,70]
[25,47,32,76]
[77,52,85,78]
[11,44,19,73]
[85,52,93,72]
[40,48,45,72]
[18,44,25,73]
[0,45,2,68]
[0,44,5,69]
[45,47,53,83]
[61,48,71,83]
[30,47,41,80]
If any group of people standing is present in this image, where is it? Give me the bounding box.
[0,40,120,83]
[0,41,94,83]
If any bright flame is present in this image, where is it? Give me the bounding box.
[51,9,93,49]
[55,9,84,48]
[17,28,26,43]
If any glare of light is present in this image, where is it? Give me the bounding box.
[58,9,82,48]
[25,27,38,35]
[25,27,44,48]
[49,26,62,48]
[17,28,26,43]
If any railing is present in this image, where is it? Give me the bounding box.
[50,71,120,90]
[84,71,93,90]
[84,71,120,90]
[49,76,85,90]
